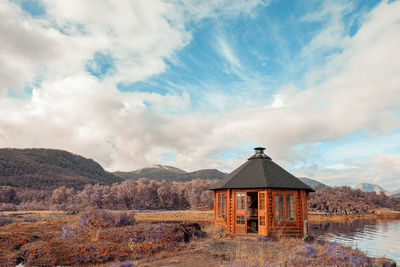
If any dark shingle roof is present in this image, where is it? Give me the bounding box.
[209,149,314,192]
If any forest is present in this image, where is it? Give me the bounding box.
[0,178,216,211]
[308,185,400,214]
[1,180,399,213]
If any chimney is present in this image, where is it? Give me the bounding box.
[254,147,265,156]
[249,147,271,160]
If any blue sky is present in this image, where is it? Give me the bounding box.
[0,0,399,189]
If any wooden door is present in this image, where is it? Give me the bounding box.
[258,191,267,235]
[235,192,247,234]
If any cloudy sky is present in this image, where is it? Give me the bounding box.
[1,0,399,189]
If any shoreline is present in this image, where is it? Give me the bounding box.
[308,209,400,222]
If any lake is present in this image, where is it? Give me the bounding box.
[310,219,400,264]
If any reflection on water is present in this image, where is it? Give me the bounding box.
[310,219,400,264]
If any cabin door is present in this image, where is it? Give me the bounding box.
[258,191,267,235]
[235,192,247,234]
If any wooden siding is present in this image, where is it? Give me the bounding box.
[213,188,309,238]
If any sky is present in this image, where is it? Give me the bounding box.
[0,0,399,189]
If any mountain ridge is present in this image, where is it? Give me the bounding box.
[298,177,329,189]
[387,189,400,198]
[0,148,122,190]
[114,165,226,182]
[1,148,397,195]
[355,183,387,194]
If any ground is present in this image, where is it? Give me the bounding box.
[0,210,397,266]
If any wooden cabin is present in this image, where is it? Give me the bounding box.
[209,147,314,238]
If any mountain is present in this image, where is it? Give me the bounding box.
[355,183,387,194]
[182,169,226,180]
[114,165,226,182]
[0,148,123,190]
[387,189,400,198]
[298,177,329,189]
[114,165,186,180]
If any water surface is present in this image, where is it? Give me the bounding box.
[310,219,400,264]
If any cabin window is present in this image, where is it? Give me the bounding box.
[274,192,296,222]
[236,215,245,224]
[259,193,265,210]
[274,193,284,221]
[216,193,226,219]
[259,215,266,226]
[236,193,246,210]
[286,194,295,221]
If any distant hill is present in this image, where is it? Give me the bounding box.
[0,148,122,190]
[355,183,387,194]
[114,165,226,182]
[387,189,400,198]
[182,169,226,180]
[298,177,329,189]
[114,165,186,180]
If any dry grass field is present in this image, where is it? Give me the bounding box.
[134,210,213,223]
[0,209,396,266]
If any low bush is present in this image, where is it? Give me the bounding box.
[61,210,135,238]
[0,203,16,211]
[0,216,12,226]
[20,241,57,266]
[111,261,134,267]
[23,217,37,223]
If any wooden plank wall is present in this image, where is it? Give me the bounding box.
[267,189,273,236]
[214,188,308,238]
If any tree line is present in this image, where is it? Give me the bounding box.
[0,178,216,211]
[308,185,400,214]
[1,181,399,213]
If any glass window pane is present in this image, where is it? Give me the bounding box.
[274,193,283,222]
[237,193,246,210]
[221,194,225,218]
[286,194,295,221]
[259,193,265,210]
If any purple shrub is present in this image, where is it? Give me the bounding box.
[257,236,277,242]
[126,223,196,256]
[61,210,135,239]
[61,223,81,239]
[325,244,349,261]
[350,254,367,265]
[77,210,135,229]
[0,216,12,226]
[111,261,134,267]
[115,212,136,227]
[327,243,342,251]
[20,241,57,266]
[296,243,318,259]
[298,243,317,256]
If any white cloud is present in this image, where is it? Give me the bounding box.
[0,0,399,191]
[216,35,241,68]
[300,1,354,56]
[371,154,400,176]
[295,153,400,189]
